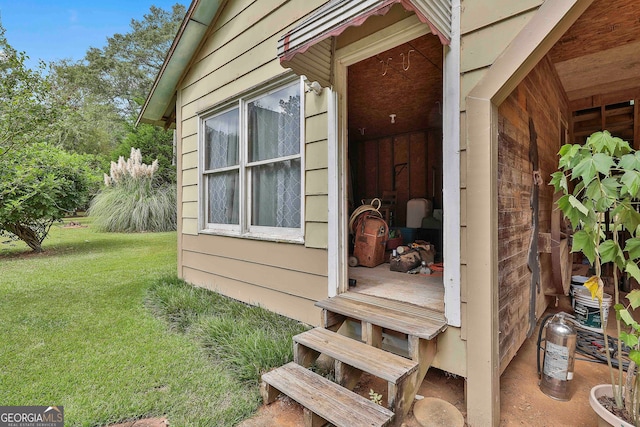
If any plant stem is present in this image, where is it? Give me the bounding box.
[598,214,623,407]
[613,223,624,409]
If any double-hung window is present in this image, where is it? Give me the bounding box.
[201,78,303,241]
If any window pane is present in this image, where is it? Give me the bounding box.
[205,109,239,170]
[208,171,239,225]
[251,159,301,228]
[248,84,300,162]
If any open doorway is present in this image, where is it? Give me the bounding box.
[345,33,445,312]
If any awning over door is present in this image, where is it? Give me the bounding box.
[277,0,451,87]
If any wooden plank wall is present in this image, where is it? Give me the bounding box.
[353,130,442,225]
[497,56,568,372]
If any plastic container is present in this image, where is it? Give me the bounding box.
[406,198,432,228]
[570,275,589,308]
[390,227,416,245]
[573,287,612,332]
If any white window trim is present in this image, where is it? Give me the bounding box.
[198,75,306,243]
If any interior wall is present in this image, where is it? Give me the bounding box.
[347,34,443,225]
[352,130,442,225]
[496,55,569,372]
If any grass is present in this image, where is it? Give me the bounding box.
[0,218,307,426]
[146,277,310,384]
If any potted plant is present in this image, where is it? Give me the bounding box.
[551,130,640,426]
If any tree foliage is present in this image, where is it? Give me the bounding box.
[0,143,94,252]
[45,5,185,159]
[113,123,176,184]
[47,60,126,156]
[0,4,185,250]
[66,4,186,119]
[0,25,59,157]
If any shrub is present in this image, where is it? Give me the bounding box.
[0,142,94,251]
[89,148,176,232]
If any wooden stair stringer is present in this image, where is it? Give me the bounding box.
[396,335,437,422]
[314,293,446,426]
[293,327,419,419]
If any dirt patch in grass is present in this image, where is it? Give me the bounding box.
[63,221,87,228]
[107,417,168,427]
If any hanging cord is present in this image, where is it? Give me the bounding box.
[349,198,382,234]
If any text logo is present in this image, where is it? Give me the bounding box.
[0,406,63,427]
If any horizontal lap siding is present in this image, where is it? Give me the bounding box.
[458,1,546,356]
[459,1,542,110]
[183,266,322,326]
[176,0,329,323]
[182,233,327,326]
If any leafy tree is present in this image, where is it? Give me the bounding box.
[45,4,184,175]
[73,4,186,118]
[0,24,59,157]
[112,123,176,184]
[47,59,125,157]
[0,143,94,252]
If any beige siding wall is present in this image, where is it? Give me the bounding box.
[182,234,327,325]
[458,0,545,367]
[175,0,329,324]
[460,0,543,109]
[305,89,330,248]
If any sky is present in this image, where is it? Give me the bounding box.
[0,0,187,69]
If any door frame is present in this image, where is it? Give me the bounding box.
[328,13,461,326]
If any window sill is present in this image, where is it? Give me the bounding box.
[198,229,305,245]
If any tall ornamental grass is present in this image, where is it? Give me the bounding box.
[89,148,177,232]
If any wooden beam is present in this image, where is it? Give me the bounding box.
[635,99,640,150]
[303,408,326,427]
[568,84,640,109]
[260,381,280,405]
[294,341,321,368]
[362,321,383,348]
[322,309,345,332]
[335,360,362,390]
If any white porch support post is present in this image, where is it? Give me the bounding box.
[464,1,593,425]
[443,0,461,327]
[328,89,340,297]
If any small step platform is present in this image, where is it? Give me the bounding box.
[315,293,447,340]
[261,362,395,427]
[294,327,418,383]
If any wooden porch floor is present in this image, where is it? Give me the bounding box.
[348,264,445,313]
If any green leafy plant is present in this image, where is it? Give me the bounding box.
[551,130,640,425]
[369,389,383,406]
[0,143,94,252]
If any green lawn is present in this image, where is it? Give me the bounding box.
[0,219,303,426]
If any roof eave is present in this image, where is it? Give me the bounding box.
[137,0,224,127]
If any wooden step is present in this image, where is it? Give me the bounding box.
[261,362,395,427]
[294,327,418,383]
[315,293,447,340]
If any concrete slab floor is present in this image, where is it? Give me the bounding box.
[241,296,616,426]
